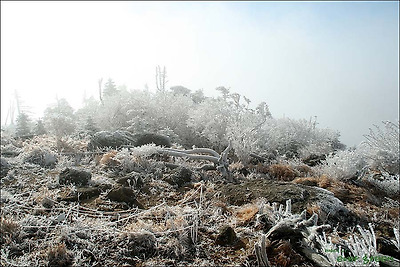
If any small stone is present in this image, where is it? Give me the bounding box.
[106,186,144,208]
[164,167,192,187]
[59,168,91,186]
[59,187,101,202]
[215,225,245,249]
[42,197,55,209]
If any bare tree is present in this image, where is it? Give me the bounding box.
[98,78,103,105]
[156,65,168,91]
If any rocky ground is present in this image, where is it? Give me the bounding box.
[1,134,399,267]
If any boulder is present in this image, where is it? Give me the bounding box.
[218,179,359,231]
[134,133,172,147]
[59,168,91,186]
[87,130,171,150]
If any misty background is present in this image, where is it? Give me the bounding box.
[1,1,398,147]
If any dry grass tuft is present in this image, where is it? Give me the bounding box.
[267,239,306,267]
[99,150,119,167]
[235,204,259,225]
[292,177,319,186]
[267,164,299,181]
[0,217,20,245]
[306,203,321,216]
[47,243,73,267]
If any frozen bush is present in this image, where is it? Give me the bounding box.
[43,98,76,137]
[317,121,399,185]
[260,117,341,159]
[361,121,399,174]
[316,149,367,181]
[187,97,231,149]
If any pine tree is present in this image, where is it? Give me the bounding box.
[34,119,47,135]
[102,78,119,98]
[84,116,99,134]
[15,112,32,138]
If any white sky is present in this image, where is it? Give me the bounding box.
[1,1,399,146]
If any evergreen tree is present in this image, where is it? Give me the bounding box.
[34,119,47,135]
[15,112,32,138]
[102,78,119,98]
[84,116,99,134]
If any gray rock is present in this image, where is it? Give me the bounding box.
[218,179,359,231]
[59,168,91,186]
[134,133,172,147]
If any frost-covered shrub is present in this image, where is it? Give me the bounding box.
[187,97,231,149]
[96,91,132,131]
[76,85,344,163]
[260,118,341,159]
[188,89,271,161]
[43,98,76,137]
[361,121,399,174]
[316,149,367,181]
[125,90,196,146]
[317,121,399,185]
[315,223,379,267]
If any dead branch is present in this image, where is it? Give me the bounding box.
[157,141,232,179]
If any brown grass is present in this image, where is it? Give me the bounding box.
[99,150,119,166]
[235,204,259,225]
[47,243,73,267]
[267,164,299,181]
[266,239,305,267]
[306,203,321,216]
[0,217,20,245]
[292,177,319,186]
[293,175,370,204]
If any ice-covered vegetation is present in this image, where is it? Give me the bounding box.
[1,81,399,266]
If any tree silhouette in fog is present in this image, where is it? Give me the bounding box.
[15,112,32,138]
[44,98,76,138]
[102,78,119,99]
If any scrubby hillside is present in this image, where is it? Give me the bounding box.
[1,86,399,266]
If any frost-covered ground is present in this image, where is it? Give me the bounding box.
[1,134,399,267]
